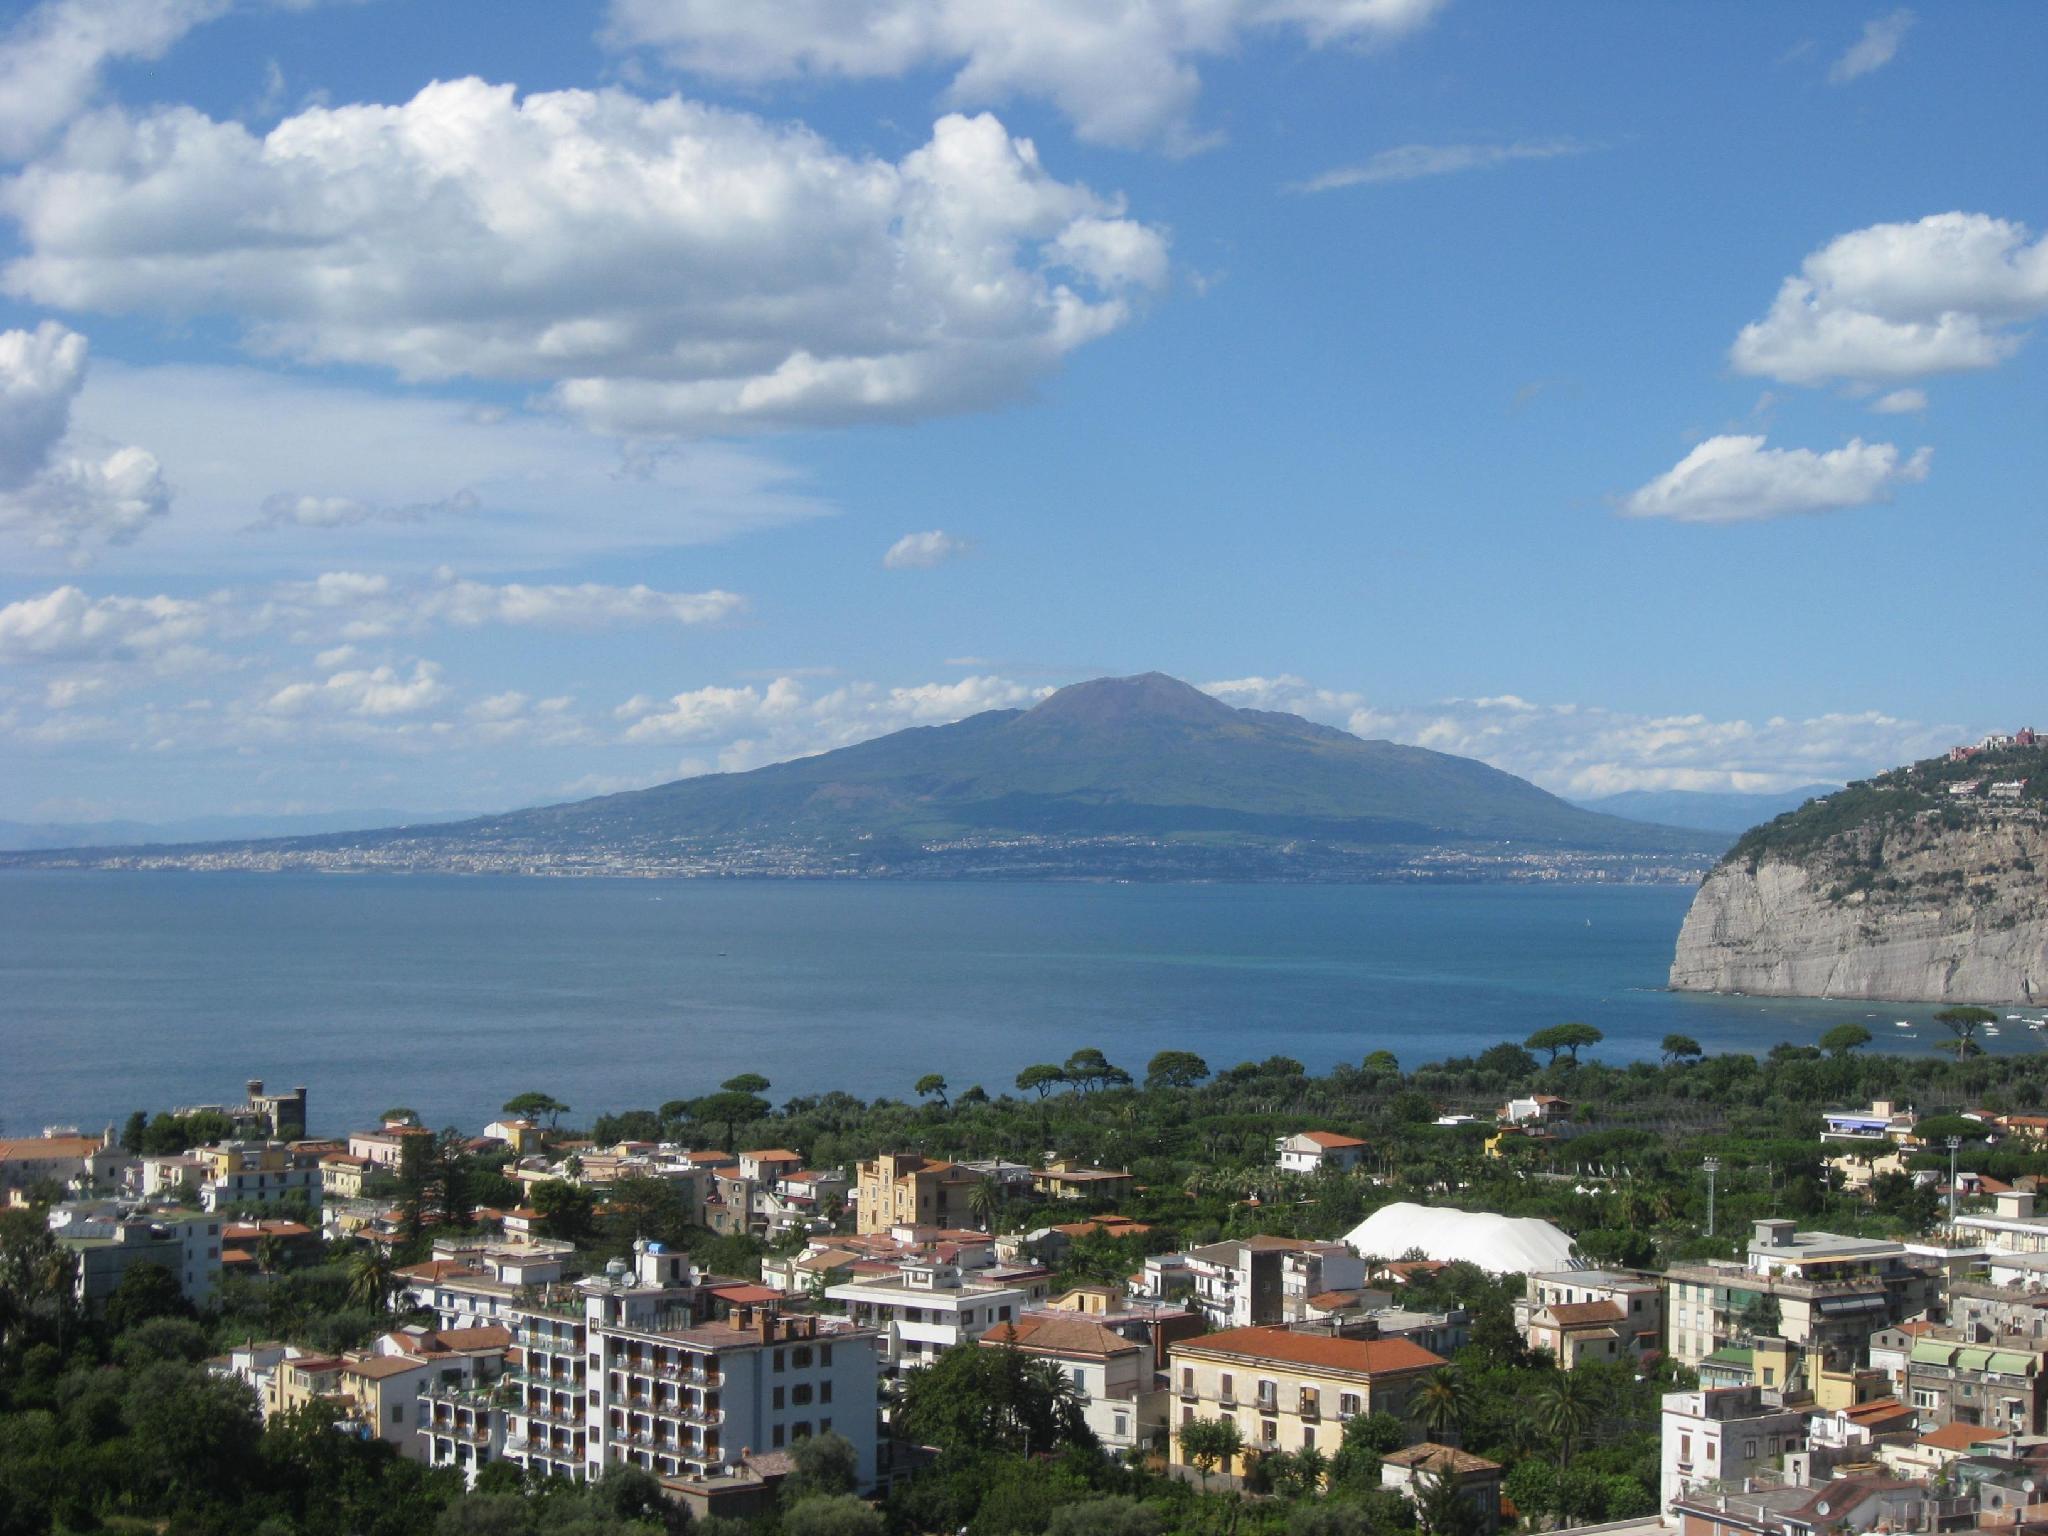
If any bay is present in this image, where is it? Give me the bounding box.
[0,871,2003,1139]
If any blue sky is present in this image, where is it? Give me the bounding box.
[0,0,2042,821]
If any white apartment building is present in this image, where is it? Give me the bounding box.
[56,1207,224,1311]
[198,1141,324,1213]
[1952,1190,2048,1256]
[982,1313,1163,1451]
[1516,1268,1665,1366]
[826,1254,1037,1375]
[1275,1132,1370,1175]
[1661,1385,1808,1514]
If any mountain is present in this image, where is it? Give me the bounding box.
[1573,784,1840,836]
[0,809,476,852]
[6,673,1722,880]
[1671,741,2047,1002]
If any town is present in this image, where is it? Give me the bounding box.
[12,1034,2048,1536]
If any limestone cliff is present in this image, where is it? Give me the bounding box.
[1669,749,2048,1003]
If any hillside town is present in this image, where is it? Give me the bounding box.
[19,1058,2048,1536]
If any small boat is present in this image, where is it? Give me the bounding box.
[1895,1020,1914,1028]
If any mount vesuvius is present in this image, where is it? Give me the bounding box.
[6,674,1722,879]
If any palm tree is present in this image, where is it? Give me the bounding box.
[1410,1364,1473,1446]
[1530,1369,1600,1468]
[968,1177,1001,1232]
[345,1245,396,1312]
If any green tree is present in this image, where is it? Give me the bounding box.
[1820,1023,1873,1058]
[1660,1034,1703,1066]
[103,1262,193,1335]
[784,1430,860,1500]
[120,1109,149,1155]
[968,1177,1001,1231]
[532,1180,598,1244]
[1526,1022,1603,1065]
[1177,1416,1242,1491]
[721,1073,772,1097]
[896,1341,1095,1455]
[1145,1050,1211,1090]
[1016,1064,1067,1099]
[913,1074,949,1109]
[1045,1496,1166,1536]
[1503,1459,1559,1528]
[783,1494,883,1536]
[1936,1006,1997,1060]
[382,1106,422,1126]
[344,1244,396,1312]
[1415,1464,1483,1536]
[1064,1048,1129,1093]
[692,1089,770,1151]
[500,1092,569,1128]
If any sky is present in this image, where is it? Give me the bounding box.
[0,0,2042,823]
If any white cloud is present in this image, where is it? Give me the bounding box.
[1195,674,1965,798]
[1870,388,1926,414]
[0,320,169,558]
[0,0,228,161]
[618,673,1048,757]
[250,487,478,530]
[883,529,972,569]
[1619,434,1930,525]
[1829,7,1913,84]
[266,659,448,718]
[1730,212,2048,388]
[0,582,209,661]
[1292,138,1591,193]
[3,82,1168,435]
[603,0,1447,152]
[415,578,745,629]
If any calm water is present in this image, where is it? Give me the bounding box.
[0,873,2010,1138]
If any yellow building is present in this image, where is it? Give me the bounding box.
[1169,1326,1444,1473]
[853,1153,984,1235]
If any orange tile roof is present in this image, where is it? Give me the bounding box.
[344,1354,430,1380]
[1175,1326,1445,1377]
[0,1136,104,1162]
[1544,1301,1627,1327]
[1298,1132,1369,1148]
[741,1149,801,1161]
[1385,1443,1502,1475]
[1920,1421,2004,1451]
[982,1315,1140,1358]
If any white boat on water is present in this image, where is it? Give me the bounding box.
[1894,1020,1914,1028]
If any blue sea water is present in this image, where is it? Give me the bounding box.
[0,872,2010,1139]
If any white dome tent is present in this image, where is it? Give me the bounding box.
[1344,1202,1580,1276]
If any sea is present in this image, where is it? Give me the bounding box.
[0,872,2019,1139]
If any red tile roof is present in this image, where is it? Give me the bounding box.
[1176,1326,1445,1376]
[1298,1132,1369,1149]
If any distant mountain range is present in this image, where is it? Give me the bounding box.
[0,809,476,852]
[4,674,1725,880]
[1573,784,1841,836]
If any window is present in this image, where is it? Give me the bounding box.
[794,1384,813,1405]
[772,1424,785,1448]
[821,1418,832,1433]
[1261,1419,1278,1446]
[821,1345,833,1366]
[1182,1368,1195,1394]
[773,1387,785,1410]
[774,1349,786,1373]
[1302,1427,1315,1451]
[1339,1393,1360,1418]
[793,1422,812,1440]
[392,1405,404,1424]
[1220,1373,1235,1403]
[793,1346,813,1368]
[821,1382,832,1404]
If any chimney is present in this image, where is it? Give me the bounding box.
[1754,1218,1798,1248]
[1998,1190,2038,1221]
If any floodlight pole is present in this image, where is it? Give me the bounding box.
[1703,1156,1721,1238]
[1948,1136,1963,1225]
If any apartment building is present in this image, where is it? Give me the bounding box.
[853,1154,986,1235]
[1896,1333,2048,1434]
[1665,1220,1939,1368]
[1517,1267,1665,1366]
[1,1128,127,1194]
[590,1305,881,1488]
[1168,1325,1444,1474]
[57,1209,223,1310]
[1660,1385,1809,1514]
[826,1254,1042,1375]
[1183,1236,1368,1330]
[348,1124,433,1169]
[1950,1190,2048,1256]
[1032,1160,1135,1203]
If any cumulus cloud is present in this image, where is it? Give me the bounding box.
[603,0,1447,151]
[0,582,210,661]
[0,0,228,161]
[266,659,448,718]
[2,82,1168,435]
[1619,434,1930,524]
[1870,388,1926,414]
[1829,7,1913,84]
[416,578,745,629]
[0,320,170,557]
[1291,138,1591,193]
[1196,674,1966,798]
[1730,212,2048,388]
[883,529,972,569]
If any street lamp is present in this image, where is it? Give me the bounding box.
[1703,1156,1722,1238]
[1948,1135,1963,1224]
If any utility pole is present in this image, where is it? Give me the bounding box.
[1703,1156,1721,1239]
[1948,1135,1963,1225]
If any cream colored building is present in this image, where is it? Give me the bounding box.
[1168,1325,1443,1474]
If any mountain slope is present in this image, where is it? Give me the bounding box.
[8,673,1721,878]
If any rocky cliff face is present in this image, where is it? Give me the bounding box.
[1670,811,2048,1003]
